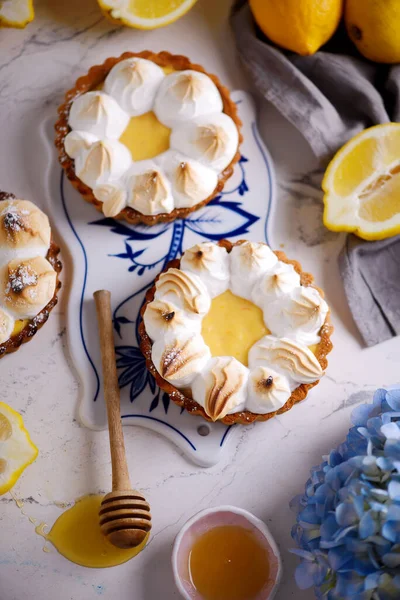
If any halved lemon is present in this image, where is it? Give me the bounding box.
[0,402,38,495]
[98,0,198,29]
[0,0,34,28]
[323,123,400,241]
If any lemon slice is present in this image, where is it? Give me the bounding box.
[0,402,38,495]
[323,123,400,241]
[0,0,34,28]
[98,0,198,29]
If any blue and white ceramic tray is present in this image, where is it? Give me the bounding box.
[42,91,275,467]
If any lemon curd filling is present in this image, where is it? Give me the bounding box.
[119,111,171,161]
[12,319,28,337]
[201,290,270,367]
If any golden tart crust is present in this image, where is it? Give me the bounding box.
[55,50,242,226]
[139,239,333,425]
[0,192,62,359]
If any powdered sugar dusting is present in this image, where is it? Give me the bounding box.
[7,265,38,295]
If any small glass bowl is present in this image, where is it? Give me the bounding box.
[172,505,282,600]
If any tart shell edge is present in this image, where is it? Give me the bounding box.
[54,50,243,226]
[138,239,334,425]
[0,238,62,359]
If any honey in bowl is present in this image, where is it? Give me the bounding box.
[188,525,271,600]
[173,508,281,600]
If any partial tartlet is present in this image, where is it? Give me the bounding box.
[139,240,333,425]
[55,51,242,226]
[0,192,62,358]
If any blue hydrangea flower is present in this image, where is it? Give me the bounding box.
[291,386,400,600]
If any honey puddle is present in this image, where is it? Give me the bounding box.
[13,493,148,568]
[188,525,271,600]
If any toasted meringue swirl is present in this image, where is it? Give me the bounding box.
[286,287,328,344]
[180,242,230,298]
[247,366,291,414]
[94,182,127,218]
[1,257,57,319]
[68,91,129,139]
[206,358,246,420]
[196,125,228,161]
[255,262,300,299]
[152,333,210,388]
[0,200,51,260]
[104,58,164,116]
[172,73,205,102]
[249,335,323,385]
[192,357,248,420]
[155,268,210,315]
[143,299,201,342]
[76,140,131,190]
[127,166,174,215]
[154,70,223,127]
[230,241,278,301]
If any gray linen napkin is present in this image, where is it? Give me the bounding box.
[231,0,400,347]
[230,0,400,164]
[339,235,400,347]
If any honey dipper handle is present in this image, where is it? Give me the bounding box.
[94,290,131,492]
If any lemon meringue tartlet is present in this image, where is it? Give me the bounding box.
[139,240,333,425]
[55,51,241,226]
[0,192,61,358]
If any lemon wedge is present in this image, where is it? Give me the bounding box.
[0,0,34,28]
[98,0,198,29]
[323,123,400,240]
[0,402,38,495]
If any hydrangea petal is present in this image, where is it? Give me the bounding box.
[386,388,400,411]
[388,480,400,500]
[291,385,400,599]
[381,422,400,440]
[359,511,378,539]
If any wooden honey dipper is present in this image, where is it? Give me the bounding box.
[94,289,152,550]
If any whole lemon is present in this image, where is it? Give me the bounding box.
[249,0,343,56]
[346,0,400,63]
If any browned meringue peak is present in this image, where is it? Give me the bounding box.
[172,73,206,102]
[133,170,169,208]
[238,242,275,269]
[196,124,229,161]
[79,141,112,185]
[1,257,57,319]
[79,94,107,122]
[146,299,185,328]
[249,336,323,384]
[0,307,14,345]
[202,357,247,421]
[155,268,210,315]
[94,183,127,218]
[153,334,210,388]
[182,243,218,271]
[118,60,147,86]
[287,286,328,330]
[143,298,201,342]
[0,200,51,252]
[64,131,97,159]
[175,161,203,200]
[247,366,291,414]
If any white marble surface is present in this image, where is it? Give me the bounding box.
[0,2,399,600]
